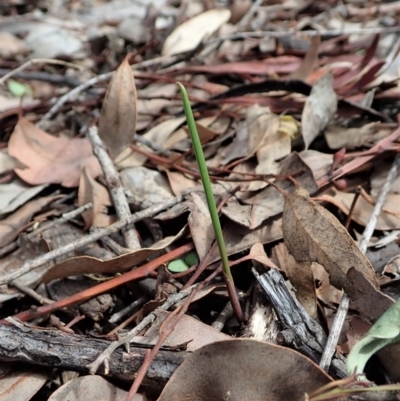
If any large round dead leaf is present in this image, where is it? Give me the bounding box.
[158,339,331,401]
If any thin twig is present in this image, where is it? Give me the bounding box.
[211,300,234,331]
[87,284,198,375]
[109,296,147,324]
[209,26,400,43]
[0,196,181,286]
[0,58,86,85]
[11,282,54,305]
[87,126,140,250]
[344,186,361,230]
[319,154,400,372]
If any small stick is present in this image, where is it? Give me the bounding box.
[319,154,400,372]
[87,284,198,375]
[0,58,86,85]
[0,196,181,286]
[344,186,362,230]
[87,126,140,250]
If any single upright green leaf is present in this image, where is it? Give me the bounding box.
[346,298,400,376]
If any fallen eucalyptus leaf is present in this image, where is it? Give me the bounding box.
[301,71,337,149]
[282,187,378,295]
[98,56,137,159]
[157,339,331,401]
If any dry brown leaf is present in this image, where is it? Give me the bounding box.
[247,152,318,229]
[273,242,317,319]
[290,35,320,81]
[282,187,378,295]
[144,310,230,352]
[8,117,101,187]
[98,56,137,159]
[317,190,400,230]
[301,71,337,149]
[0,195,59,247]
[43,226,187,282]
[188,192,214,260]
[78,167,113,229]
[158,339,331,401]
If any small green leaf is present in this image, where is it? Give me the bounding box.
[7,80,32,97]
[184,251,199,267]
[346,298,400,376]
[167,259,189,273]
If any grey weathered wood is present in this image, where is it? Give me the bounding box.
[252,268,347,378]
[0,324,187,386]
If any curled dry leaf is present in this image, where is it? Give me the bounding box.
[98,56,137,159]
[162,9,231,56]
[282,187,378,295]
[158,339,331,401]
[301,70,337,149]
[8,117,101,187]
[78,167,113,229]
[43,226,187,282]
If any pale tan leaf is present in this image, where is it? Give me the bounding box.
[301,71,337,149]
[290,35,320,81]
[162,9,231,56]
[273,242,317,319]
[282,188,378,295]
[8,117,101,187]
[188,192,214,260]
[144,310,230,352]
[47,375,142,401]
[0,366,48,401]
[98,56,137,159]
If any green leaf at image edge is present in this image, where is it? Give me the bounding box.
[346,297,400,376]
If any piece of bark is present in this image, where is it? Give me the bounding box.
[0,324,187,386]
[253,268,347,379]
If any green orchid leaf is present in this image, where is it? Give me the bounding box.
[346,298,400,376]
[8,80,32,97]
[167,259,189,273]
[184,251,199,267]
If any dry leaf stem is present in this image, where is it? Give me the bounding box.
[87,126,140,250]
[319,154,400,372]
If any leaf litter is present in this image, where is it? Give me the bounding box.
[1,1,400,400]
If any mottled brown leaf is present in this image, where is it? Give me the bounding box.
[282,187,378,295]
[98,56,137,159]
